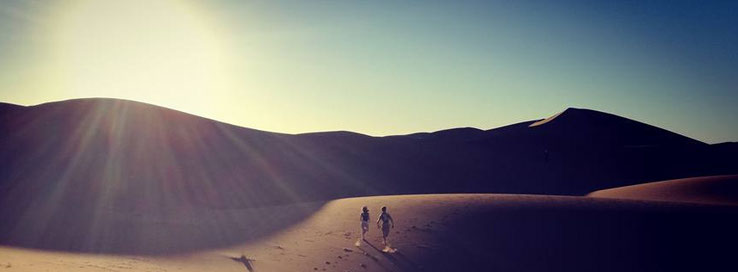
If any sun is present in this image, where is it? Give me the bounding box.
[48,0,234,113]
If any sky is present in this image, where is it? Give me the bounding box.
[0,0,736,143]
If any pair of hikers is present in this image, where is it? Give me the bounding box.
[359,206,394,245]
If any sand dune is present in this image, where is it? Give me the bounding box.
[3,194,737,271]
[0,200,324,254]
[2,99,738,271]
[528,110,564,127]
[589,175,738,205]
[1,98,736,213]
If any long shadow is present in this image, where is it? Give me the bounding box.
[354,242,391,271]
[364,240,419,271]
[393,252,421,270]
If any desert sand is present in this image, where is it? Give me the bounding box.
[2,98,736,208]
[2,193,737,272]
[589,175,738,205]
[2,99,738,271]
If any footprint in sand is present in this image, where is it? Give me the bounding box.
[272,245,285,250]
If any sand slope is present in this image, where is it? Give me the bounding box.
[589,175,738,205]
[2,98,737,213]
[3,194,737,272]
[2,99,737,271]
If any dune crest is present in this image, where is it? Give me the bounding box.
[528,110,564,127]
[589,175,738,205]
[1,98,734,209]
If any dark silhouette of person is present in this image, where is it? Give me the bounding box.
[360,206,370,241]
[376,206,394,245]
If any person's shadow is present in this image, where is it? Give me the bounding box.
[228,254,255,272]
[363,241,420,271]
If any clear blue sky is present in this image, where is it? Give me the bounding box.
[1,0,736,143]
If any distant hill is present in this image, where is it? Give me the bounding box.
[0,99,735,211]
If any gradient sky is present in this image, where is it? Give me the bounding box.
[1,0,736,143]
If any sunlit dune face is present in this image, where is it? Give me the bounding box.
[50,0,233,111]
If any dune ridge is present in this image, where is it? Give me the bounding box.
[1,98,734,211]
[1,98,737,271]
[589,175,738,205]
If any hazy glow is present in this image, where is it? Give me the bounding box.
[48,0,234,115]
[0,1,736,143]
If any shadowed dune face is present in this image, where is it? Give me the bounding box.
[232,195,738,272]
[0,99,737,255]
[0,198,325,255]
[0,99,332,254]
[404,196,738,272]
[0,99,343,210]
[589,175,738,205]
[1,99,735,208]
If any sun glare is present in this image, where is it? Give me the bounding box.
[49,0,234,113]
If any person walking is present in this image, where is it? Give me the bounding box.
[376,206,394,246]
[359,206,370,241]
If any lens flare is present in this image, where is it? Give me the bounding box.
[49,0,234,114]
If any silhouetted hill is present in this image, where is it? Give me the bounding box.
[0,102,23,116]
[529,107,704,146]
[460,108,727,193]
[0,99,735,212]
[392,127,487,141]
